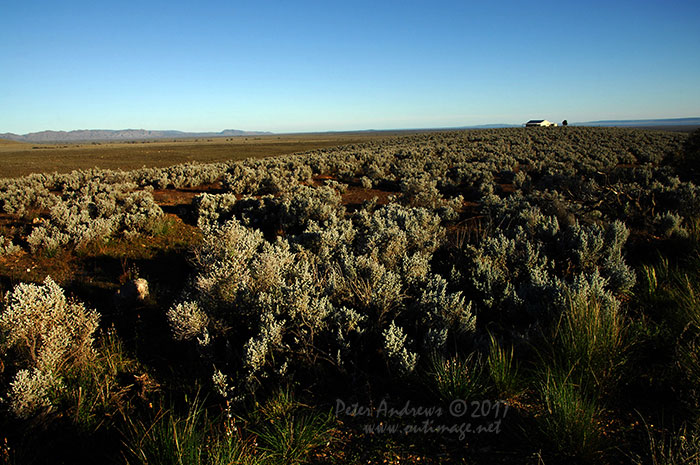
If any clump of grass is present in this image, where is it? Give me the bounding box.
[551,291,628,396]
[638,253,700,331]
[668,274,700,331]
[251,389,333,465]
[638,260,668,303]
[633,253,700,417]
[531,286,622,460]
[486,333,522,399]
[147,215,178,237]
[534,369,605,462]
[208,433,261,465]
[122,396,209,465]
[254,413,332,465]
[122,394,261,465]
[427,353,485,402]
[254,388,296,421]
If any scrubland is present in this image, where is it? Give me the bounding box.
[1,126,700,464]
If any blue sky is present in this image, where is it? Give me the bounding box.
[1,0,699,134]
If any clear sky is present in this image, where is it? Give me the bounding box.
[2,0,699,134]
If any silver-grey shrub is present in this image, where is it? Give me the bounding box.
[353,204,443,270]
[400,175,443,209]
[193,192,238,228]
[0,173,58,216]
[562,220,636,294]
[190,218,265,310]
[0,236,21,256]
[653,211,687,239]
[25,182,164,253]
[167,301,209,342]
[383,320,418,375]
[0,277,100,418]
[175,220,368,389]
[330,253,405,322]
[278,185,344,233]
[410,274,475,351]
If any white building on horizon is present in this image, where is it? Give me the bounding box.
[525,119,558,127]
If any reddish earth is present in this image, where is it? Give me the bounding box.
[152,177,402,217]
[341,186,394,212]
[498,183,516,194]
[0,213,200,297]
[0,248,76,288]
[309,174,400,213]
[309,174,336,186]
[151,182,224,207]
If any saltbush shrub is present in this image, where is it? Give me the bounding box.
[0,277,100,418]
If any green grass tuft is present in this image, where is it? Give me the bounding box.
[534,369,605,462]
[251,389,333,465]
[427,353,486,402]
[551,291,628,396]
[122,397,209,465]
[486,333,522,399]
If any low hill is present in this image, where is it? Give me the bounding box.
[0,138,27,145]
[0,129,273,143]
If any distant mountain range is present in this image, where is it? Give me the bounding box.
[0,129,273,143]
[2,118,698,143]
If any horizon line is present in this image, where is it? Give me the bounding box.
[3,116,700,138]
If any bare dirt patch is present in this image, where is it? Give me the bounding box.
[151,182,224,207]
[342,186,395,212]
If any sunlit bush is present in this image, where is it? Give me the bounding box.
[0,277,100,418]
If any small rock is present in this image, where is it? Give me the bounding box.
[115,278,149,303]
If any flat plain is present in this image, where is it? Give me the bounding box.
[0,131,417,178]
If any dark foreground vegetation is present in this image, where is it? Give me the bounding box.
[1,127,700,464]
